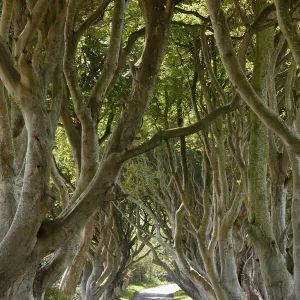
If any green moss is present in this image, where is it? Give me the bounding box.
[44,287,70,300]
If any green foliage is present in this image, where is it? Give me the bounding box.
[76,0,144,114]
[129,247,167,282]
[53,126,76,189]
[44,287,70,300]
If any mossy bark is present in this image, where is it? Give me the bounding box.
[247,2,293,298]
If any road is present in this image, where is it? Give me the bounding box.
[133,283,181,300]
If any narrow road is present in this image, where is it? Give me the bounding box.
[133,283,181,300]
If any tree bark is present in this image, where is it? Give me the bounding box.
[246,3,293,297]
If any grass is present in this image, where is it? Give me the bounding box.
[119,278,166,300]
[173,290,192,300]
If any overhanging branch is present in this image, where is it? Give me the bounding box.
[0,39,21,99]
[118,99,241,162]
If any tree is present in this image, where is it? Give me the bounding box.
[1,0,300,299]
[118,0,300,298]
[0,0,178,298]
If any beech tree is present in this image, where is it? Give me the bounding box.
[119,0,300,298]
[0,0,180,298]
[0,0,300,299]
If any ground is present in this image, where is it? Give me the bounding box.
[133,283,181,300]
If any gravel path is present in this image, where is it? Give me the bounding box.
[133,283,181,300]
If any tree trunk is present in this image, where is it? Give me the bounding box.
[9,266,37,300]
[219,229,242,299]
[246,8,293,297]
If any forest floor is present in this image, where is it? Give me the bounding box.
[133,283,181,299]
